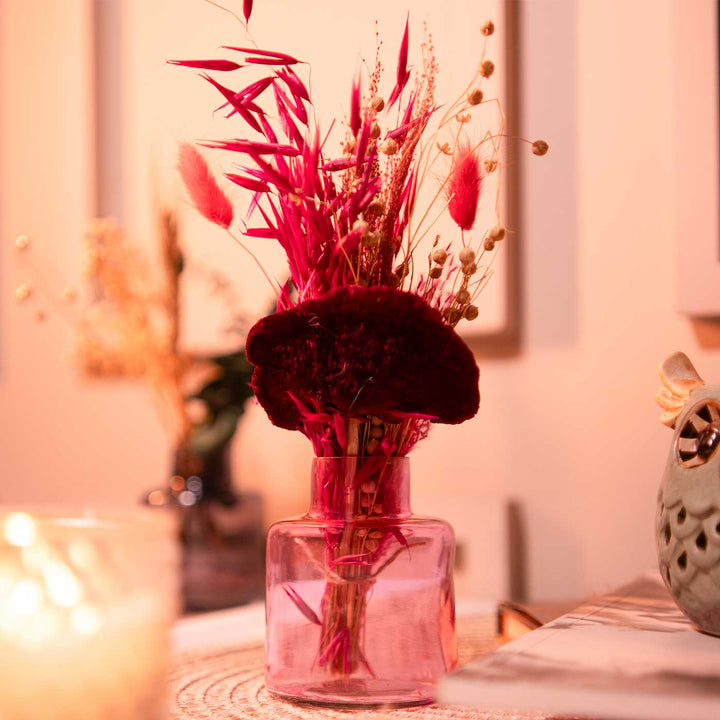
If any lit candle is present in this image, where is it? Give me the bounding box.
[0,511,178,720]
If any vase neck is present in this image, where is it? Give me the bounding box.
[309,456,411,520]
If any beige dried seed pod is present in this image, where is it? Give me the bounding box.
[456,289,471,304]
[484,157,498,173]
[15,234,30,251]
[370,96,385,113]
[380,138,398,155]
[467,88,484,105]
[483,238,496,252]
[458,247,476,265]
[489,225,506,241]
[366,199,385,216]
[444,307,462,324]
[432,248,448,265]
[14,283,32,302]
[370,122,381,140]
[480,60,495,78]
[369,425,384,440]
[429,266,443,279]
[481,20,495,36]
[532,140,549,156]
[362,232,380,248]
[465,305,479,320]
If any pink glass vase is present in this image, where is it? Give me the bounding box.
[265,456,457,706]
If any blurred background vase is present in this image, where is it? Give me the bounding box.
[145,349,265,613]
[146,443,264,613]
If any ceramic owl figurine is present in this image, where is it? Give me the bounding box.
[656,352,720,635]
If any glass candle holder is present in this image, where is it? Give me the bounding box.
[0,509,179,720]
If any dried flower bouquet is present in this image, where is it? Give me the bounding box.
[175,4,546,699]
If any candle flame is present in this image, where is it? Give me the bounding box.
[8,578,44,615]
[43,561,82,608]
[4,513,37,547]
[70,604,102,635]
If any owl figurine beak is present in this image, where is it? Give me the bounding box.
[656,351,705,428]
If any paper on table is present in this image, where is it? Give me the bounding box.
[440,571,720,720]
[172,602,266,654]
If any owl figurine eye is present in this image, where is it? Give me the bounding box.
[675,402,720,467]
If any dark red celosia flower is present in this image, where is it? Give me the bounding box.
[447,142,481,231]
[245,285,480,431]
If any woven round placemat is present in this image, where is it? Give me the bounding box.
[169,615,547,719]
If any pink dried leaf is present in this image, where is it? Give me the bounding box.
[258,114,279,143]
[354,120,370,172]
[245,56,299,66]
[282,585,321,625]
[276,106,306,150]
[250,155,294,193]
[236,76,274,102]
[322,157,354,172]
[200,73,262,133]
[167,59,242,72]
[178,142,234,229]
[277,67,310,102]
[332,553,372,566]
[225,173,270,193]
[390,527,411,556]
[244,226,278,239]
[222,46,300,65]
[318,629,348,666]
[350,73,361,136]
[387,17,411,109]
[397,15,409,84]
[201,139,300,157]
[273,81,308,126]
[357,647,376,679]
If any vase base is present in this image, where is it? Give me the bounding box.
[267,678,435,707]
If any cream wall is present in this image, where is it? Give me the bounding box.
[1,0,717,601]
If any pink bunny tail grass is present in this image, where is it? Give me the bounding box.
[178,142,234,229]
[447,142,482,231]
[243,0,253,23]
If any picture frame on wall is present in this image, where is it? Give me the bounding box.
[673,0,720,319]
[93,0,521,352]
